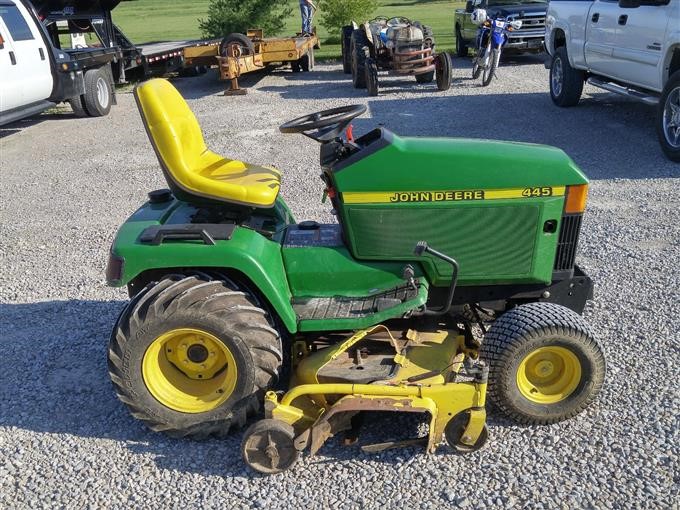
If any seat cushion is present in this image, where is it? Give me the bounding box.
[135,79,281,208]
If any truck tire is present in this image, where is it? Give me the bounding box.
[69,96,88,118]
[341,26,353,74]
[480,302,605,425]
[656,70,680,162]
[83,68,112,117]
[550,46,584,107]
[455,26,467,58]
[108,274,283,439]
[220,33,255,58]
[351,29,369,89]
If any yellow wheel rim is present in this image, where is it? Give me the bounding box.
[142,328,238,413]
[516,346,581,404]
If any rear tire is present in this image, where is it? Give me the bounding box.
[656,70,680,162]
[351,29,369,89]
[480,302,605,425]
[341,26,353,74]
[550,46,584,107]
[365,58,379,96]
[436,52,452,91]
[108,274,283,439]
[455,26,467,58]
[83,68,112,117]
[69,95,88,118]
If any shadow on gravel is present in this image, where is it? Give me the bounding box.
[0,298,517,477]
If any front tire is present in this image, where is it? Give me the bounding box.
[480,302,605,425]
[656,70,680,162]
[436,52,452,91]
[108,274,282,438]
[550,46,584,107]
[365,58,379,96]
[351,29,369,89]
[481,48,500,87]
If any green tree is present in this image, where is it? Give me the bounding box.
[319,0,378,37]
[199,0,292,38]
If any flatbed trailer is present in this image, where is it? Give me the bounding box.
[184,29,320,95]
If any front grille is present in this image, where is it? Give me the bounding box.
[554,215,582,271]
[517,16,545,31]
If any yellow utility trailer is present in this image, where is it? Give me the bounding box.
[184,30,320,95]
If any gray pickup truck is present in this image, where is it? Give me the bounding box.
[454,0,548,57]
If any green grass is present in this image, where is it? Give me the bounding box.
[113,0,464,58]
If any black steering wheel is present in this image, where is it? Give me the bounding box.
[279,105,367,142]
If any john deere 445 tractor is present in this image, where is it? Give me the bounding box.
[106,79,605,473]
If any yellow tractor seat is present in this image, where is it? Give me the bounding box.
[134,78,281,208]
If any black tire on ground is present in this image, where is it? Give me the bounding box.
[550,46,585,107]
[241,419,299,474]
[291,60,301,73]
[365,58,379,96]
[482,48,500,87]
[351,29,369,89]
[455,26,467,58]
[341,25,354,74]
[178,66,200,77]
[415,71,434,84]
[472,49,484,79]
[108,274,283,439]
[219,32,255,58]
[656,70,680,162]
[480,302,605,425]
[436,52,452,91]
[82,68,112,117]
[69,95,88,117]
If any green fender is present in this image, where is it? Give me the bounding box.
[108,203,297,333]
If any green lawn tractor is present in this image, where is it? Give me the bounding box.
[106,78,605,473]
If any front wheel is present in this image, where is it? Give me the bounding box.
[480,302,605,425]
[365,58,379,96]
[108,274,283,438]
[481,48,500,87]
[656,70,680,162]
[435,52,452,91]
[550,46,584,107]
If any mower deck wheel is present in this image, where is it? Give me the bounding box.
[481,302,605,424]
[242,419,299,474]
[108,274,282,439]
[445,412,489,453]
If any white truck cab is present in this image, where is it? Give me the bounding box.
[0,0,53,120]
[545,0,680,161]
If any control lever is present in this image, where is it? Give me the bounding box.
[413,241,459,316]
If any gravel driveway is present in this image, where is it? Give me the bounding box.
[1,58,678,509]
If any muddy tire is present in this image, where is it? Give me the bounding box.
[481,302,605,425]
[108,274,282,439]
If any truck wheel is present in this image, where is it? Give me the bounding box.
[341,26,353,74]
[351,29,369,89]
[656,70,680,162]
[220,33,255,58]
[455,26,467,58]
[480,302,605,425]
[108,274,283,439]
[69,96,88,118]
[436,52,452,91]
[550,46,584,107]
[83,68,112,117]
[365,58,379,96]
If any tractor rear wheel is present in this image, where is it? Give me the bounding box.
[351,29,369,89]
[480,302,605,425]
[108,274,282,438]
[341,26,353,74]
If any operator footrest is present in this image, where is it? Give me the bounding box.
[292,283,419,320]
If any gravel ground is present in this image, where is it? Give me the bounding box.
[1,58,679,509]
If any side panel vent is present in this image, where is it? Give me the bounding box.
[554,214,582,271]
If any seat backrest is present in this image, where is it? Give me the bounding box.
[134,79,206,197]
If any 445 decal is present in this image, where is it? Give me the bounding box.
[522,187,554,198]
